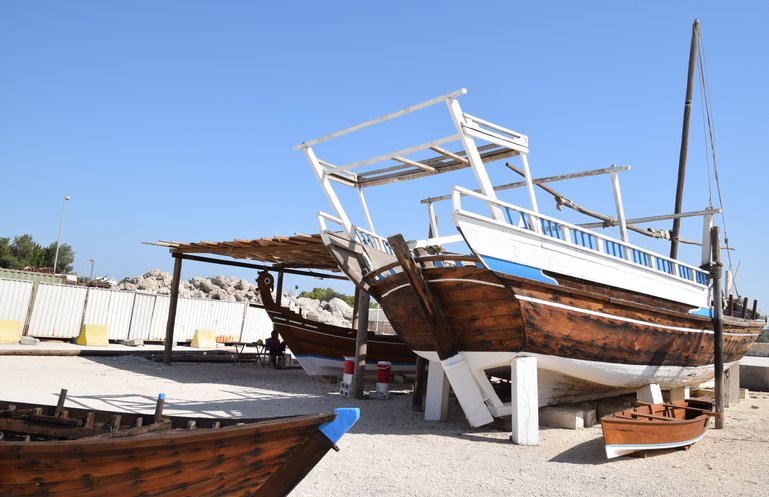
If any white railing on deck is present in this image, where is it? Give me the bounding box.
[319,211,393,255]
[453,186,708,287]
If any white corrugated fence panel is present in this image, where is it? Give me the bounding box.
[28,283,87,338]
[0,278,34,328]
[128,292,157,341]
[147,295,170,341]
[241,305,273,344]
[174,298,209,342]
[82,288,135,340]
[172,298,245,342]
[207,300,246,342]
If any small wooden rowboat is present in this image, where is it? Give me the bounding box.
[0,390,359,497]
[600,398,717,459]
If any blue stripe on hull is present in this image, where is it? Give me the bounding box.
[480,255,559,285]
[688,307,714,317]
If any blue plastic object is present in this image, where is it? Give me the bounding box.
[319,408,360,444]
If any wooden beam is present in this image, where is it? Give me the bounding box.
[392,156,435,172]
[293,89,467,150]
[429,146,469,164]
[353,290,370,400]
[163,254,183,365]
[387,234,459,360]
[419,165,631,204]
[174,254,346,279]
[412,356,428,412]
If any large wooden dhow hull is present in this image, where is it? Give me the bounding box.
[0,398,359,497]
[256,271,416,376]
[365,256,762,397]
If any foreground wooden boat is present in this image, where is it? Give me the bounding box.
[256,271,416,376]
[0,391,359,497]
[600,399,716,459]
[296,85,765,427]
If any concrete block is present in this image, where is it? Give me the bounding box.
[120,339,144,347]
[0,320,22,344]
[539,406,588,430]
[190,329,216,349]
[740,388,750,400]
[580,404,597,427]
[76,324,109,346]
[19,336,39,346]
[741,365,769,392]
[393,373,414,384]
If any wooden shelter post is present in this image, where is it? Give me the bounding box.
[276,269,284,307]
[709,226,725,428]
[353,289,370,400]
[163,254,183,365]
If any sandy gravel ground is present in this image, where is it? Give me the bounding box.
[1,354,767,497]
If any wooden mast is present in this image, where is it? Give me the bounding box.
[670,19,700,259]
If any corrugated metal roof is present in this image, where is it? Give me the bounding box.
[150,233,340,271]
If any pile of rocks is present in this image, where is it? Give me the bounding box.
[117,269,353,327]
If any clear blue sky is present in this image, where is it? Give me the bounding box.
[2,2,767,308]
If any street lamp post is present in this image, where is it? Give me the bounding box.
[88,259,95,280]
[53,195,71,274]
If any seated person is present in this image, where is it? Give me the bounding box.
[265,330,286,369]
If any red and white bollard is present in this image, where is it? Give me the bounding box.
[374,361,391,399]
[340,356,354,397]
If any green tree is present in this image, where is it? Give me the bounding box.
[0,234,75,273]
[298,287,355,307]
[0,238,19,268]
[9,234,39,263]
[45,242,75,273]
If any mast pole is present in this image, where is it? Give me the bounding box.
[670,19,700,259]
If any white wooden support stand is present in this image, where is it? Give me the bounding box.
[424,360,449,421]
[511,356,539,445]
[636,384,663,404]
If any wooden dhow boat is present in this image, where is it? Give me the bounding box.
[0,390,359,497]
[600,398,717,459]
[256,271,417,376]
[294,84,765,427]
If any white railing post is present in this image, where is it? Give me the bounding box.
[610,167,629,243]
[445,97,506,223]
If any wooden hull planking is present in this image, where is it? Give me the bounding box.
[0,399,359,497]
[256,271,416,376]
[367,261,760,371]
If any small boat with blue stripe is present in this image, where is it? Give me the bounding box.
[0,389,359,496]
[600,398,717,459]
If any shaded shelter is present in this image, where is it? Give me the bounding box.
[146,234,346,365]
